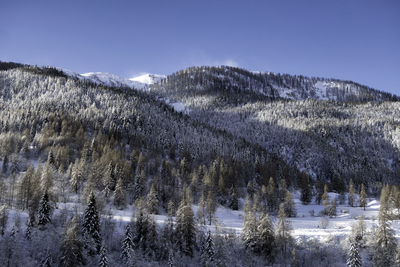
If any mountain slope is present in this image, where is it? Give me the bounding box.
[0,62,306,190]
[149,66,400,188]
[150,66,398,102]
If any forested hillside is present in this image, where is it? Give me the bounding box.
[149,66,400,191]
[1,62,400,266]
[0,62,309,266]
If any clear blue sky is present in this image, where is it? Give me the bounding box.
[1,0,399,94]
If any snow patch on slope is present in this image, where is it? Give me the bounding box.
[129,73,166,85]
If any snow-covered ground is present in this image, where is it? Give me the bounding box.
[5,191,400,247]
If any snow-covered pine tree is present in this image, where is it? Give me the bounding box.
[257,212,275,259]
[59,215,85,267]
[147,183,159,214]
[83,191,102,254]
[37,192,51,228]
[373,185,396,266]
[145,216,158,258]
[276,203,292,259]
[175,198,196,257]
[347,238,362,267]
[201,231,215,267]
[134,170,146,201]
[198,192,206,225]
[242,200,258,252]
[99,246,109,267]
[121,224,134,264]
[283,191,296,217]
[113,178,126,209]
[228,186,239,210]
[103,162,114,198]
[134,201,150,252]
[25,217,33,240]
[300,174,312,205]
[206,190,216,225]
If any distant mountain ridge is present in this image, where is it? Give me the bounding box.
[149,66,399,103]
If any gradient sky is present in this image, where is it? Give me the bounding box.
[1,0,399,94]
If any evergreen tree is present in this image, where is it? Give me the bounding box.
[266,177,277,212]
[228,186,239,210]
[134,170,146,201]
[276,203,292,259]
[351,215,366,243]
[283,191,297,217]
[121,224,134,264]
[348,179,355,207]
[113,178,126,209]
[145,216,159,258]
[347,238,362,267]
[242,202,258,252]
[373,186,396,266]
[175,198,196,257]
[103,162,115,197]
[99,246,109,267]
[257,213,275,259]
[359,184,367,211]
[60,215,85,267]
[147,183,159,214]
[328,198,337,217]
[83,191,102,254]
[37,192,51,228]
[134,201,150,252]
[300,174,312,205]
[198,192,206,225]
[206,190,216,225]
[201,231,215,267]
[25,216,33,240]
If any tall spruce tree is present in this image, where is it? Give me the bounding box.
[37,192,51,228]
[147,183,159,214]
[257,212,275,259]
[121,224,134,264]
[59,215,85,267]
[83,191,101,254]
[175,198,196,257]
[242,199,258,252]
[276,203,292,259]
[99,246,109,267]
[283,191,296,217]
[347,238,362,267]
[373,186,396,266]
[201,231,215,267]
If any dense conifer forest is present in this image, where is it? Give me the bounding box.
[0,62,400,266]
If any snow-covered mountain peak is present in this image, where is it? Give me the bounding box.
[129,73,166,85]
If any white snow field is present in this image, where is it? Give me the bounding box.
[50,191,399,244]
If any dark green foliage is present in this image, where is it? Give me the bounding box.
[37,192,51,227]
[121,224,134,264]
[60,215,85,267]
[83,192,101,254]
